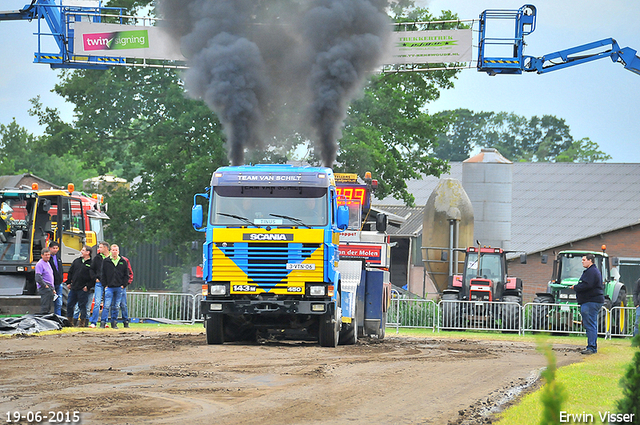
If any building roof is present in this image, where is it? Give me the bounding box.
[374,205,423,237]
[374,162,640,254]
[0,173,61,190]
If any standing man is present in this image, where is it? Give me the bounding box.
[48,241,64,316]
[100,244,130,329]
[633,277,640,338]
[65,246,94,327]
[35,248,56,314]
[118,255,134,328]
[571,254,605,354]
[89,241,110,328]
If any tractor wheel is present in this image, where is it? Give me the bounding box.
[441,293,461,330]
[501,295,521,330]
[598,299,611,336]
[611,288,628,336]
[531,295,553,331]
[205,315,224,345]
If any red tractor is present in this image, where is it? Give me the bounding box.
[441,246,525,330]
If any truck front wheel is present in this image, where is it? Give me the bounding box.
[206,314,224,345]
[319,306,339,348]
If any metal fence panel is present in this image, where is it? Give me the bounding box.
[609,306,637,338]
[438,300,523,334]
[389,297,437,332]
[522,302,610,337]
[127,292,197,324]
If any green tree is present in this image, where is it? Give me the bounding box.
[615,334,640,420]
[31,66,229,253]
[334,7,463,205]
[0,118,97,187]
[435,110,611,163]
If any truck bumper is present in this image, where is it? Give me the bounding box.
[201,299,331,317]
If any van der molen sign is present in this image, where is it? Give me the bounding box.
[385,29,472,65]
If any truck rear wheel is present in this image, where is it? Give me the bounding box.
[339,315,357,345]
[206,315,224,345]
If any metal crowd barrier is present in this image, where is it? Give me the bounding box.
[439,300,523,335]
[389,297,637,338]
[127,292,199,324]
[124,291,638,338]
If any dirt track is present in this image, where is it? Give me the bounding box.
[0,330,584,424]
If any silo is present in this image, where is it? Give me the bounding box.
[462,148,513,250]
[422,178,474,293]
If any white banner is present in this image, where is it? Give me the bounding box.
[73,22,186,61]
[385,29,472,65]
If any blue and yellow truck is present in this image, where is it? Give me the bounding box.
[192,164,389,346]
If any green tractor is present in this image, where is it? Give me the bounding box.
[531,248,628,335]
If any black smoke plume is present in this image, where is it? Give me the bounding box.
[158,0,390,166]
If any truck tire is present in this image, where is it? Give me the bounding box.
[611,288,628,336]
[319,311,339,347]
[531,295,553,331]
[376,311,386,339]
[205,315,224,345]
[501,295,521,330]
[339,315,357,345]
[441,292,460,330]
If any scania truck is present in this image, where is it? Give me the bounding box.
[192,164,389,346]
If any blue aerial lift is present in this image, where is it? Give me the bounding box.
[0,0,125,69]
[477,4,640,76]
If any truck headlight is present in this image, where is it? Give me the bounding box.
[309,285,325,296]
[559,293,568,299]
[210,284,227,295]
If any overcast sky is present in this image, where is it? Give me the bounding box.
[1,0,638,162]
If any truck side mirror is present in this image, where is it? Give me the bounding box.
[520,253,527,264]
[611,257,619,267]
[541,254,548,264]
[192,204,203,229]
[337,205,349,230]
[376,213,387,233]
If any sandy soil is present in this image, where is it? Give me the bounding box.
[0,330,584,425]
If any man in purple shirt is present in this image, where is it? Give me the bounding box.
[36,248,56,314]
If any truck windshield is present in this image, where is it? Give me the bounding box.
[465,252,503,284]
[210,186,328,227]
[0,197,33,262]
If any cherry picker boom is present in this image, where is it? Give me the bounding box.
[477,4,640,76]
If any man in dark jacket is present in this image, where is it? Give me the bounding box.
[89,242,110,328]
[65,246,94,327]
[100,244,130,329]
[571,254,605,354]
[633,277,640,338]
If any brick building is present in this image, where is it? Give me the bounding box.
[375,159,640,302]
